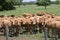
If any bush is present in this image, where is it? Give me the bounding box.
[2,2,15,10]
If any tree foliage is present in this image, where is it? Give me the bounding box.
[56,0,60,4]
[36,0,51,6]
[0,0,24,10]
[36,0,51,9]
[22,1,36,5]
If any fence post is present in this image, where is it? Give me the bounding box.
[5,25,9,40]
[44,27,48,40]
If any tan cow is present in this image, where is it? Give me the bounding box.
[22,13,33,18]
[36,12,46,16]
[30,16,37,34]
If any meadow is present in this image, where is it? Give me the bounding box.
[0,4,60,16]
[0,4,60,40]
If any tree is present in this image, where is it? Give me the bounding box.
[18,0,23,7]
[0,0,23,10]
[11,0,23,7]
[0,0,15,10]
[0,0,5,10]
[36,0,51,9]
[56,0,60,7]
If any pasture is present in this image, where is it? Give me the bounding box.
[0,4,60,16]
[0,4,60,40]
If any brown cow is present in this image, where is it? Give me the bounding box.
[30,16,37,34]
[22,13,33,18]
[21,17,33,34]
[36,12,46,16]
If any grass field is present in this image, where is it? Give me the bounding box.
[0,4,60,16]
[0,4,60,40]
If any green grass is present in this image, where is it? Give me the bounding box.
[0,4,60,16]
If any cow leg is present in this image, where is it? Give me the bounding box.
[14,27,17,37]
[4,27,6,35]
[29,25,33,35]
[16,27,20,36]
[57,31,60,39]
[39,24,43,33]
[19,26,23,34]
[39,27,43,33]
[36,23,39,33]
[24,25,27,32]
[13,26,16,36]
[47,28,51,38]
[51,29,55,40]
[51,29,58,40]
[9,26,14,37]
[33,25,38,34]
[15,26,20,37]
[30,29,33,34]
[9,27,12,36]
[54,29,58,40]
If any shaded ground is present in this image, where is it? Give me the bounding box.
[0,33,60,40]
[0,33,44,40]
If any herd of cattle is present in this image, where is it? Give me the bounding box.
[0,12,60,37]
